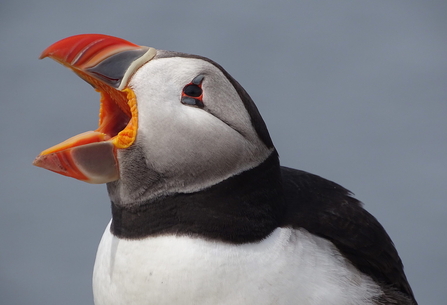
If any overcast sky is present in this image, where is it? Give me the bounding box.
[1,1,446,304]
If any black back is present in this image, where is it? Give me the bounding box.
[280,167,417,304]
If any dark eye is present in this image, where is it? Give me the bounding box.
[183,84,202,97]
[181,75,205,108]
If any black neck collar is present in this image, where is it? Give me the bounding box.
[110,151,285,243]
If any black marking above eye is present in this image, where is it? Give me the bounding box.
[183,84,202,97]
[191,74,205,85]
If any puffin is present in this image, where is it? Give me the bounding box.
[34,34,417,305]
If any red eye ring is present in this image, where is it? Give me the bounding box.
[181,75,205,108]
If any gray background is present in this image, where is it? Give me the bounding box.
[1,1,446,304]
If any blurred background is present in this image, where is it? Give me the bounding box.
[1,1,446,304]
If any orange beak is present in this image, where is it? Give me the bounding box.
[33,34,156,183]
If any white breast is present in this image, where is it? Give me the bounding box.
[93,221,381,305]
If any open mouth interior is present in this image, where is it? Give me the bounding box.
[93,76,134,143]
[76,71,137,149]
[32,73,136,183]
[37,73,138,157]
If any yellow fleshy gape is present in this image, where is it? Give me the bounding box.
[112,88,138,149]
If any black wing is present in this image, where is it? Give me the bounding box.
[280,166,417,304]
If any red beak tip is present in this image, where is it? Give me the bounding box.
[33,155,42,165]
[32,154,49,169]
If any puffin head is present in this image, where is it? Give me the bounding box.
[34,34,275,205]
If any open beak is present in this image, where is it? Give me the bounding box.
[33,34,156,183]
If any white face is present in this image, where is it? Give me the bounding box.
[109,55,273,205]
